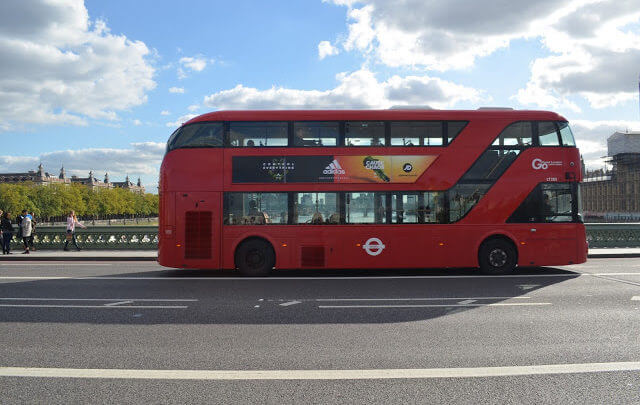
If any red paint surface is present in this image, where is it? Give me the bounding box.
[158,110,587,270]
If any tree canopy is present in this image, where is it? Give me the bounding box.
[0,183,158,218]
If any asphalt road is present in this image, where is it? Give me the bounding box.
[1,259,640,404]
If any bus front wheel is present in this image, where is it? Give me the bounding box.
[478,238,517,275]
[235,238,275,276]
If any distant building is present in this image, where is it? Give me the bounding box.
[0,164,145,194]
[581,131,640,221]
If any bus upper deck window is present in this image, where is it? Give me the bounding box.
[167,123,223,151]
[230,122,288,147]
[558,122,576,146]
[293,122,338,147]
[538,122,561,146]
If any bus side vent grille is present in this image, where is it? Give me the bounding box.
[301,246,325,267]
[185,211,212,259]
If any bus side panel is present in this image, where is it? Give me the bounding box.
[158,191,180,268]
[171,192,221,269]
[521,223,584,266]
[223,225,478,270]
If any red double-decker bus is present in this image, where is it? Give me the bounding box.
[158,109,587,275]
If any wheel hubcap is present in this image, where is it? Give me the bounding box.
[489,248,507,267]
[246,248,265,269]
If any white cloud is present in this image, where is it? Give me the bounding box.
[203,69,483,110]
[0,0,155,131]
[132,119,142,126]
[569,119,640,168]
[327,0,640,108]
[187,104,200,112]
[169,86,185,94]
[0,142,165,180]
[165,114,197,128]
[178,55,208,78]
[318,40,340,59]
[160,110,170,116]
[327,0,567,70]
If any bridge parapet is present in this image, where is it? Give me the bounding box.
[8,226,158,250]
[585,223,640,248]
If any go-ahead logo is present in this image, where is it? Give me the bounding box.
[532,158,562,170]
[362,237,385,256]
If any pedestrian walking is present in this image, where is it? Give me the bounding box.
[64,211,86,251]
[20,212,32,254]
[15,211,24,240]
[28,212,36,251]
[0,212,14,254]
[0,209,3,247]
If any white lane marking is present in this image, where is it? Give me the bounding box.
[517,284,540,290]
[457,299,476,305]
[0,305,188,309]
[0,298,198,302]
[0,273,639,281]
[318,303,551,309]
[104,301,134,306]
[631,296,640,301]
[2,361,640,380]
[279,300,301,307]
[0,264,114,266]
[315,297,530,301]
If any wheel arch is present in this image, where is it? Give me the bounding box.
[233,235,277,269]
[477,233,519,267]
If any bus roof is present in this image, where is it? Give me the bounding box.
[184,109,567,126]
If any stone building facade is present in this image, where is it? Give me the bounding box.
[0,164,145,194]
[581,131,640,220]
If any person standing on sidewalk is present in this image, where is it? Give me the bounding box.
[0,209,3,248]
[64,211,86,251]
[1,212,14,254]
[20,212,32,254]
[28,212,36,251]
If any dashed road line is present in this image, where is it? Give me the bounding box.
[279,300,301,307]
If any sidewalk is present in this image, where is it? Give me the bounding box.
[0,250,156,261]
[0,248,637,261]
[587,248,640,258]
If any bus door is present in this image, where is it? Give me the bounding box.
[175,192,220,268]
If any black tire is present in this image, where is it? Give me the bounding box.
[478,238,517,275]
[235,238,275,276]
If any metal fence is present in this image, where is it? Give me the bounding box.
[585,223,640,248]
[3,223,639,251]
[7,226,158,250]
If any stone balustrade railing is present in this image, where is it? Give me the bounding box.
[3,223,639,251]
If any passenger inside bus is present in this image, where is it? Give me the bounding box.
[245,200,270,224]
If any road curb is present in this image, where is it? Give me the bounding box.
[587,253,640,259]
[0,256,156,262]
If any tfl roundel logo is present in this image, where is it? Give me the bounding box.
[362,237,385,256]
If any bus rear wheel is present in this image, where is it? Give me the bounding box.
[235,238,275,276]
[479,238,517,275]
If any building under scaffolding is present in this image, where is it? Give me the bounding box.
[581,131,640,221]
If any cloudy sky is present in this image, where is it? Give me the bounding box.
[1,0,640,191]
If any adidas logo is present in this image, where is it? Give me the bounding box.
[323,159,346,175]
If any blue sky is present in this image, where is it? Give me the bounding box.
[1,0,640,191]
